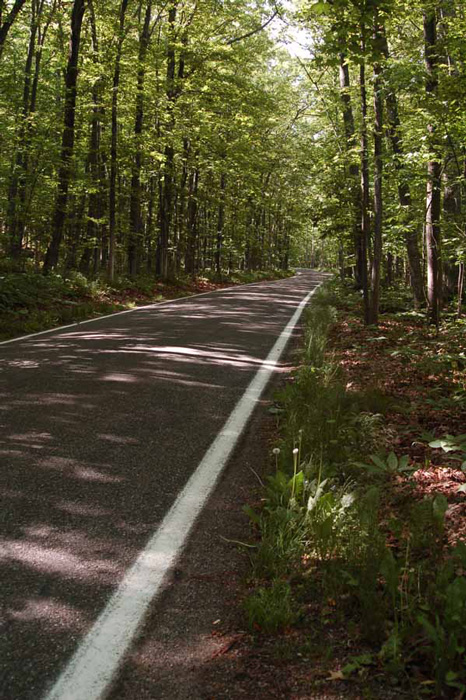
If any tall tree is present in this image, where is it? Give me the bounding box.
[0,0,27,60]
[368,14,384,325]
[424,5,442,325]
[338,54,363,286]
[381,27,425,306]
[359,21,370,324]
[128,0,152,276]
[43,0,86,274]
[109,0,130,281]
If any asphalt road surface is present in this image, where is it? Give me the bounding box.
[1,269,323,699]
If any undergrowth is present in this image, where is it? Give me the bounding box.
[244,281,466,697]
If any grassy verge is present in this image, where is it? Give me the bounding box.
[244,279,466,698]
[0,268,292,341]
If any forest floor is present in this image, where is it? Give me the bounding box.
[0,269,291,342]
[200,280,466,699]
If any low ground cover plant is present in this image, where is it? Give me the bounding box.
[244,280,466,697]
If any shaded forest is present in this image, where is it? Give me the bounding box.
[298,0,466,327]
[1,0,466,329]
[0,0,312,281]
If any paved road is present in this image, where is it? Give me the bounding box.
[0,270,323,699]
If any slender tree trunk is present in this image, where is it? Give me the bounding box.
[145,175,155,272]
[338,244,345,280]
[369,18,383,325]
[386,251,394,285]
[338,53,362,286]
[84,0,104,275]
[381,29,425,306]
[43,0,85,273]
[424,8,442,326]
[109,0,129,281]
[359,29,370,324]
[159,2,183,278]
[128,0,152,276]
[0,0,26,60]
[457,262,464,318]
[175,138,189,273]
[7,0,38,260]
[215,171,226,275]
[15,1,54,253]
[185,166,199,274]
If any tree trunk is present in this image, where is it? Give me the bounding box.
[215,171,226,275]
[359,29,370,324]
[185,167,199,275]
[457,262,464,318]
[0,0,26,60]
[381,28,425,306]
[369,18,383,325]
[43,0,85,273]
[7,0,39,260]
[128,0,152,276]
[159,2,183,279]
[84,0,104,275]
[109,0,129,281]
[424,9,442,326]
[338,53,362,286]
[14,1,55,256]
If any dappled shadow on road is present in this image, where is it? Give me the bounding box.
[0,271,325,698]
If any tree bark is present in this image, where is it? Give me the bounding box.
[128,0,152,276]
[457,262,464,318]
[159,2,183,279]
[338,53,362,286]
[108,0,129,281]
[359,29,370,324]
[369,18,383,325]
[0,0,27,60]
[43,0,85,274]
[7,0,39,260]
[424,8,442,326]
[185,166,199,274]
[215,171,226,274]
[84,0,105,275]
[381,29,425,306]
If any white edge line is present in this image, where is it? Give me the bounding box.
[0,273,299,347]
[44,282,320,700]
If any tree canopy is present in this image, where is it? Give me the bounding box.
[0,0,465,326]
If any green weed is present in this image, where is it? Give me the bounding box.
[245,581,298,633]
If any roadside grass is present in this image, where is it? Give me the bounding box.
[244,279,466,698]
[0,268,292,341]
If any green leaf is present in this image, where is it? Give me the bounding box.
[309,1,329,15]
[352,461,383,474]
[370,454,387,471]
[387,452,398,471]
[398,455,410,470]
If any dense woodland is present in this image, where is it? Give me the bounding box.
[299,0,466,327]
[0,0,465,327]
[0,0,312,282]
